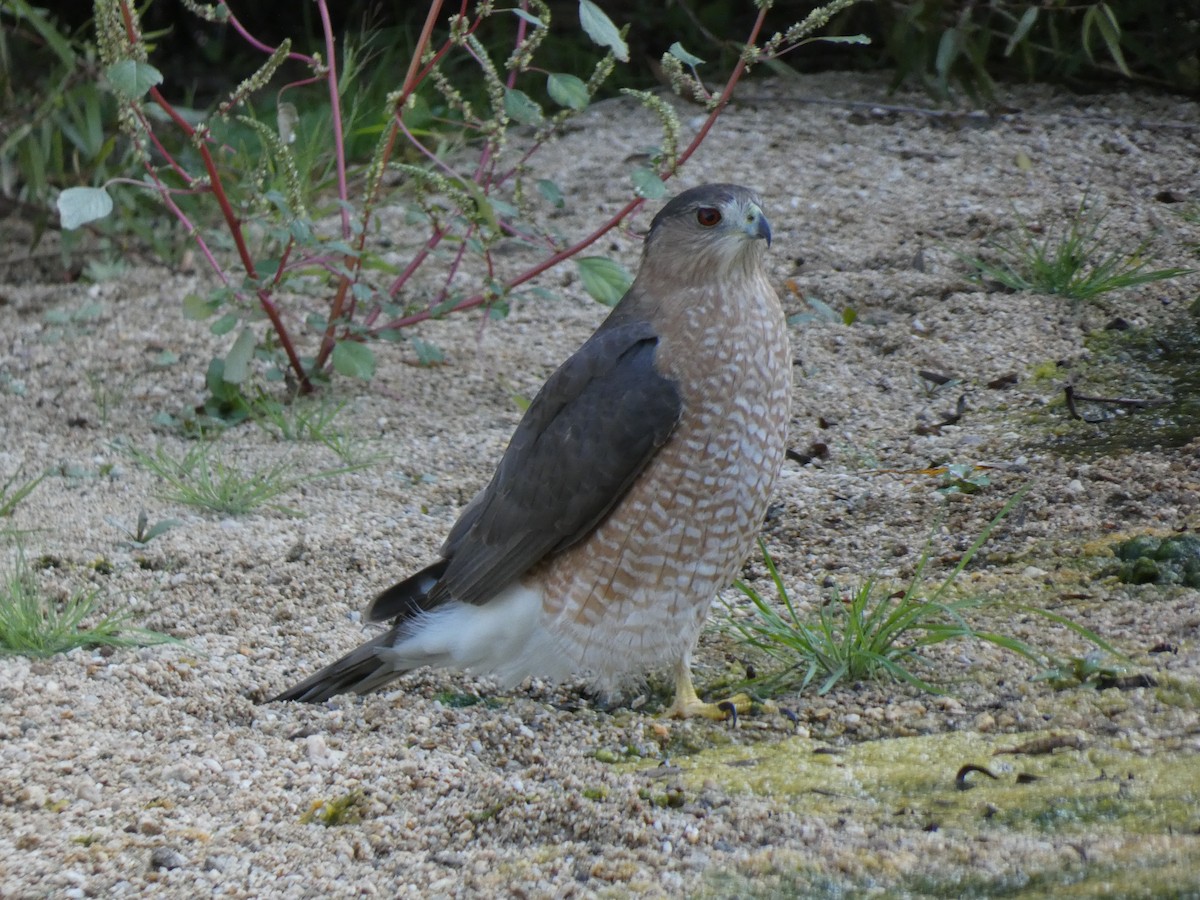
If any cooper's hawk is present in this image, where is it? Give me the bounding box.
[270,183,792,718]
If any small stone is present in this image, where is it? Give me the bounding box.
[149,846,185,870]
[137,816,164,836]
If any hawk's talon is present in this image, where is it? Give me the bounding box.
[663,665,758,720]
[718,700,738,727]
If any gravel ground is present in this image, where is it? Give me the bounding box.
[2,71,1199,897]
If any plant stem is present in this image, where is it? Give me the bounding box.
[372,3,773,334]
[665,4,771,177]
[116,0,315,391]
[311,0,470,375]
[315,0,351,242]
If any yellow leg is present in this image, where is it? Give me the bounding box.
[662,660,754,720]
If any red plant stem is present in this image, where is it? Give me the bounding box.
[506,2,529,89]
[666,5,769,177]
[312,0,465,374]
[432,221,477,309]
[311,0,474,374]
[382,222,449,306]
[307,0,358,376]
[315,0,351,241]
[135,107,194,185]
[272,238,295,288]
[371,196,642,334]
[222,5,314,65]
[394,117,471,197]
[136,172,230,284]
[371,4,772,336]
[117,0,314,393]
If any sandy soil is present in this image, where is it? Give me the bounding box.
[1,71,1199,897]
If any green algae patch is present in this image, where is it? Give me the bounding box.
[654,730,1200,837]
[1047,320,1200,456]
[1108,532,1200,588]
[676,730,1200,896]
[698,836,1200,900]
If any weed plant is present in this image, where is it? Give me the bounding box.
[962,201,1190,300]
[729,490,1121,697]
[0,470,44,518]
[106,510,182,546]
[56,0,866,409]
[252,396,381,466]
[0,550,175,657]
[125,442,367,516]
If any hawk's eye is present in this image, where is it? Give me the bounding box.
[696,207,722,227]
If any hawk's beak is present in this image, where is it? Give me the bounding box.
[745,206,772,247]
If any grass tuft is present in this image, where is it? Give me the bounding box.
[0,551,176,657]
[0,469,45,518]
[125,442,367,516]
[252,397,382,466]
[728,489,1122,697]
[961,200,1191,301]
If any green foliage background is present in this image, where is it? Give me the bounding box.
[5,0,1196,238]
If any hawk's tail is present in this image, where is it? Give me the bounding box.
[267,559,449,703]
[266,630,406,703]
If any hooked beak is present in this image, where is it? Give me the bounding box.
[744,205,772,247]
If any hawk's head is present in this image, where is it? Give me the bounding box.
[643,183,771,282]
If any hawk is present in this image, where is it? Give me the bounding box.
[270,183,792,718]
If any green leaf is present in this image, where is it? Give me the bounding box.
[525,286,559,303]
[575,256,632,306]
[579,0,629,62]
[547,73,589,110]
[56,187,113,230]
[222,328,256,384]
[206,357,228,395]
[935,27,961,81]
[1093,2,1132,77]
[511,9,545,28]
[210,313,239,336]
[814,34,871,45]
[11,0,76,66]
[503,88,543,126]
[411,338,445,367]
[668,42,704,66]
[105,60,163,100]
[1005,7,1039,57]
[631,167,666,199]
[332,341,376,380]
[182,293,219,320]
[141,518,182,542]
[536,178,564,208]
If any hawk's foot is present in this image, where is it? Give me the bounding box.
[662,666,772,720]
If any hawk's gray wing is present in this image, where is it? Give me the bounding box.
[368,318,681,620]
[437,317,682,606]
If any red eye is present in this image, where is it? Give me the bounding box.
[696,207,722,227]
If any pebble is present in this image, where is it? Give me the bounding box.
[149,847,186,871]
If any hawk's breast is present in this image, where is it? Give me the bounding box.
[538,272,792,675]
